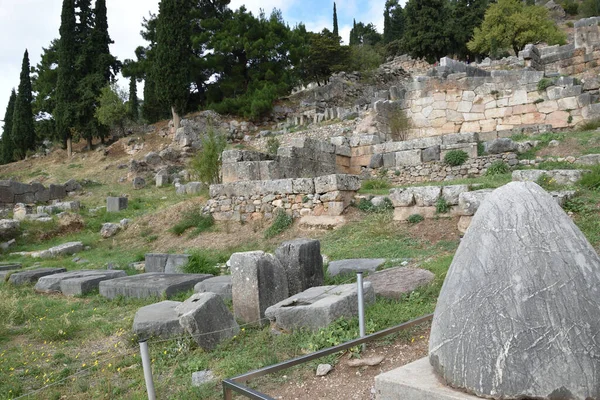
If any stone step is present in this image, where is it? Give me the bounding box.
[7,268,67,285]
[99,273,213,299]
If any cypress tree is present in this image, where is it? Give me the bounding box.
[129,76,139,121]
[55,0,78,157]
[333,2,339,37]
[155,0,193,130]
[403,0,451,63]
[350,19,357,45]
[12,49,35,160]
[1,89,17,164]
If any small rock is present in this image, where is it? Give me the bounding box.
[192,370,215,387]
[549,140,560,147]
[100,223,120,238]
[316,364,333,376]
[347,355,385,367]
[120,219,131,229]
[133,177,146,190]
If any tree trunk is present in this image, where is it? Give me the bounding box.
[172,106,181,130]
[67,137,72,158]
[87,137,93,150]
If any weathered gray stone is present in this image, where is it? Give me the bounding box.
[192,370,215,386]
[430,182,600,400]
[578,154,600,165]
[411,186,442,207]
[327,258,386,277]
[165,254,191,274]
[389,189,415,207]
[275,238,324,296]
[155,170,170,187]
[100,223,120,238]
[421,146,440,162]
[442,185,470,206]
[314,174,361,193]
[369,154,384,168]
[316,364,333,376]
[265,283,375,331]
[230,251,289,326]
[365,267,435,299]
[60,270,128,296]
[512,169,585,185]
[133,300,184,340]
[145,254,170,273]
[35,270,126,293]
[0,263,21,272]
[396,150,422,166]
[48,184,66,200]
[186,182,204,195]
[194,275,233,300]
[442,132,478,145]
[0,219,19,240]
[457,189,493,216]
[133,177,146,189]
[144,152,162,165]
[8,268,67,285]
[107,197,128,212]
[64,179,82,192]
[99,273,212,299]
[176,292,239,350]
[484,138,518,154]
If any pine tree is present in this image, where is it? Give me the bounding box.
[451,0,488,59]
[55,0,78,157]
[384,0,405,44]
[129,76,139,121]
[403,0,452,63]
[333,2,339,37]
[12,50,35,160]
[1,89,17,164]
[154,0,194,130]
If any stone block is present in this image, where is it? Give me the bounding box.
[314,175,361,193]
[0,263,21,272]
[375,358,480,400]
[442,185,470,205]
[35,270,126,294]
[8,268,67,285]
[411,186,442,207]
[107,197,128,212]
[420,146,439,162]
[275,238,324,296]
[0,219,19,240]
[457,189,493,216]
[165,254,191,274]
[383,152,396,168]
[291,178,314,194]
[265,283,375,331]
[133,300,184,340]
[145,253,170,273]
[0,187,14,203]
[177,293,239,351]
[578,154,600,165]
[186,182,204,195]
[396,150,422,166]
[484,138,518,154]
[49,184,67,200]
[442,132,478,145]
[389,188,415,207]
[194,275,233,300]
[61,271,128,296]
[99,273,212,299]
[230,251,289,326]
[327,258,386,277]
[365,267,435,299]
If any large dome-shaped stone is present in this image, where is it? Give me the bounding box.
[429,182,600,399]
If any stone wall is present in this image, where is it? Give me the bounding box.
[0,180,70,206]
[206,174,360,222]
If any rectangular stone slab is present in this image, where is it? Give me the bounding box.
[61,271,128,296]
[8,268,67,285]
[0,263,22,271]
[375,357,478,400]
[35,270,127,293]
[99,273,213,299]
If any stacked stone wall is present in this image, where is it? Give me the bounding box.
[0,181,68,206]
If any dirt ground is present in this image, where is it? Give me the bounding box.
[256,325,431,400]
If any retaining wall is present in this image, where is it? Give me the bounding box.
[0,181,68,206]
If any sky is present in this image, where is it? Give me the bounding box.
[0,0,388,131]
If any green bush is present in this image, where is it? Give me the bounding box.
[580,0,599,17]
[169,208,215,237]
[357,197,394,213]
[537,78,554,92]
[362,179,391,191]
[435,197,450,214]
[265,210,293,239]
[407,214,424,224]
[477,141,485,157]
[579,119,600,132]
[579,166,600,190]
[182,252,221,275]
[561,0,578,15]
[387,107,412,141]
[486,160,510,176]
[266,137,280,155]
[189,128,227,185]
[444,150,469,166]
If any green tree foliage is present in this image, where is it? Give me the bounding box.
[95,84,129,136]
[349,22,383,46]
[299,29,350,86]
[333,2,339,37]
[128,77,139,121]
[1,89,17,164]
[32,40,59,142]
[467,0,567,56]
[12,50,36,159]
[154,0,194,129]
[189,128,227,184]
[403,0,452,63]
[450,0,488,59]
[383,0,405,44]
[347,45,384,73]
[580,0,600,17]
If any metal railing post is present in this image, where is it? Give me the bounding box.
[357,272,366,351]
[139,340,156,400]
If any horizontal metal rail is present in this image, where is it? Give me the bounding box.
[222,313,433,400]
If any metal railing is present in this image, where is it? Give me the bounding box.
[222,313,434,400]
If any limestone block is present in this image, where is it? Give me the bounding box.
[107,197,128,212]
[133,301,184,340]
[230,251,289,326]
[484,138,518,154]
[582,103,600,120]
[558,96,579,111]
[365,267,435,299]
[328,259,386,277]
[99,273,212,299]
[441,143,478,159]
[314,175,360,193]
[457,215,473,234]
[395,150,422,166]
[460,121,481,133]
[194,276,233,300]
[458,102,472,113]
[484,107,512,119]
[430,182,600,399]
[261,179,294,195]
[442,132,478,145]
[35,270,126,294]
[275,238,324,296]
[512,104,537,115]
[508,89,528,106]
[463,113,485,122]
[49,184,66,200]
[100,223,120,238]
[411,186,442,207]
[457,189,493,216]
[545,110,570,128]
[446,110,464,122]
[389,188,415,207]
[8,268,67,285]
[422,146,441,162]
[442,185,470,205]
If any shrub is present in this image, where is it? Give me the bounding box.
[169,208,214,237]
[477,141,485,156]
[579,166,600,190]
[565,21,574,28]
[182,252,221,275]
[189,128,227,184]
[357,197,394,213]
[579,119,600,132]
[407,214,424,224]
[361,179,391,191]
[537,78,554,92]
[266,137,280,155]
[265,210,293,239]
[388,107,411,141]
[444,150,469,166]
[435,197,450,214]
[486,160,510,176]
[561,0,578,15]
[536,173,560,191]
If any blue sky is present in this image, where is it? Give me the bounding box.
[0,0,388,129]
